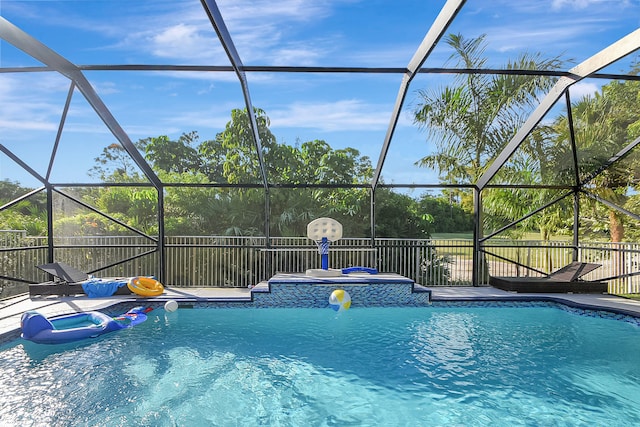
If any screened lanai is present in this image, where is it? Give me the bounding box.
[1,0,640,296]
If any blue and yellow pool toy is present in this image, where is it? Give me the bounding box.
[329,289,351,312]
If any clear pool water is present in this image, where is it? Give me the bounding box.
[1,305,640,426]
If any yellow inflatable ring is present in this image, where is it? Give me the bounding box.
[127,276,164,297]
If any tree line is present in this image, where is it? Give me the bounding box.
[2,33,639,242]
[0,108,472,238]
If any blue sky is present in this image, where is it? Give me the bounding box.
[1,0,639,190]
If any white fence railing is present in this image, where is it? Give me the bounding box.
[2,231,639,297]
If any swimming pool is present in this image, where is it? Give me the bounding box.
[1,303,640,426]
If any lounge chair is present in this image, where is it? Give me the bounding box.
[30,262,132,297]
[489,261,608,293]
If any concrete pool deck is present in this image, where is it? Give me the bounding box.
[2,285,640,343]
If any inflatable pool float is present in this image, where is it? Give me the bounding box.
[127,276,164,297]
[21,306,152,345]
[342,266,378,274]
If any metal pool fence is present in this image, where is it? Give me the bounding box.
[1,231,639,296]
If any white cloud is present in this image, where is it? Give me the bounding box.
[91,80,120,96]
[458,1,638,62]
[0,74,69,134]
[268,45,326,67]
[148,23,215,60]
[270,100,392,132]
[52,0,346,65]
[550,0,629,9]
[484,16,619,58]
[568,81,600,99]
[210,0,347,65]
[0,118,56,132]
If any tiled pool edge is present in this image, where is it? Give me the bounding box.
[252,273,430,308]
[111,292,640,329]
[3,278,640,344]
[428,297,640,328]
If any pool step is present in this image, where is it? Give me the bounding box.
[250,273,431,308]
[251,281,269,292]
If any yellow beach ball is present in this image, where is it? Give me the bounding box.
[329,289,351,312]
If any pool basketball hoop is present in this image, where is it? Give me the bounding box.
[306,217,343,276]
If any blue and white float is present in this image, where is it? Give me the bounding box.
[20,306,152,345]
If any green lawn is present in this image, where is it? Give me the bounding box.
[620,294,640,301]
[430,232,573,261]
[431,233,473,239]
[431,232,572,241]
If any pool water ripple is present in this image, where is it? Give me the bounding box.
[1,305,640,426]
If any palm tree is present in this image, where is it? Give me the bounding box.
[413,33,564,188]
[545,75,640,284]
[412,33,565,279]
[548,77,640,243]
